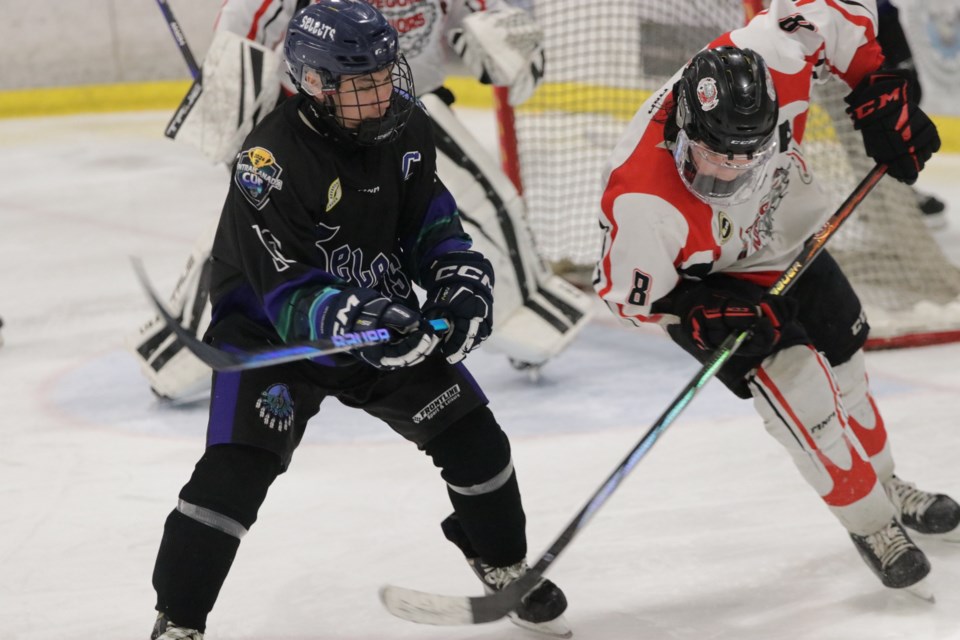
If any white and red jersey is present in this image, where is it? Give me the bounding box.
[214,0,514,95]
[595,0,885,328]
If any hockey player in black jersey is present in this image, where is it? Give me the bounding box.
[148,2,568,638]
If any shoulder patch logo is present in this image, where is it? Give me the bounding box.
[718,211,733,244]
[326,177,342,212]
[235,146,284,210]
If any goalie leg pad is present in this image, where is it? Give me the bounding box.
[126,223,216,402]
[422,93,592,366]
[749,345,894,535]
[172,30,282,164]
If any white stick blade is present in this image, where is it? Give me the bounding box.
[379,585,475,625]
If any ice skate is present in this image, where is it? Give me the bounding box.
[151,612,203,640]
[442,514,572,637]
[849,519,933,600]
[885,475,960,541]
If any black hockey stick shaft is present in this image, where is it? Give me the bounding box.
[154,0,204,139]
[380,164,887,626]
[132,258,449,371]
[155,0,201,79]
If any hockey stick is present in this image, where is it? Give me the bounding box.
[379,163,889,627]
[131,258,449,371]
[155,0,200,79]
[154,0,204,139]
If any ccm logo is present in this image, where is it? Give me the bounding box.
[436,264,492,287]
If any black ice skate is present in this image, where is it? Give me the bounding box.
[849,519,932,600]
[885,475,960,541]
[442,514,572,637]
[151,612,203,640]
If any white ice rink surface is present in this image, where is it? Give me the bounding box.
[3,109,960,640]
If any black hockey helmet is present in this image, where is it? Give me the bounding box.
[675,46,779,155]
[284,0,416,145]
[672,46,779,205]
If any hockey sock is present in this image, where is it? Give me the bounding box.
[423,406,527,567]
[832,349,894,481]
[749,345,894,535]
[152,444,281,630]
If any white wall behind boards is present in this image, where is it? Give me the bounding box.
[1,0,219,90]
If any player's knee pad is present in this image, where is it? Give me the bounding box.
[178,444,282,536]
[749,345,880,507]
[422,405,512,490]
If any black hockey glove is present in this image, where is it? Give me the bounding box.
[421,251,494,364]
[844,69,940,185]
[674,285,798,358]
[318,287,439,369]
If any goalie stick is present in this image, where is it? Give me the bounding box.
[154,0,204,139]
[379,164,889,627]
[131,258,449,372]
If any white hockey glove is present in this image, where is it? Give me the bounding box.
[448,6,545,106]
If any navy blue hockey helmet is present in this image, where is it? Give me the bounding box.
[673,46,780,205]
[284,0,416,145]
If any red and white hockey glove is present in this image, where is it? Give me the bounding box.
[845,69,940,185]
[676,286,797,357]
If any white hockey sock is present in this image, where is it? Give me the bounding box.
[832,350,895,482]
[749,345,894,535]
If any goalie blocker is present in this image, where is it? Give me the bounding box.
[129,95,592,401]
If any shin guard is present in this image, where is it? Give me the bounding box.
[749,345,894,535]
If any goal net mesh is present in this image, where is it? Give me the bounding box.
[507,0,960,346]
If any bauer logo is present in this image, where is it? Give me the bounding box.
[255,383,294,432]
[235,147,284,210]
[412,384,461,423]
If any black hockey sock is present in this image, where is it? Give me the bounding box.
[152,508,240,632]
[425,406,527,567]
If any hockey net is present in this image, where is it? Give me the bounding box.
[498,0,960,348]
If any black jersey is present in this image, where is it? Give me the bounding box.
[208,93,471,348]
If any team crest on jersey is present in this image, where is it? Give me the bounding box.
[402,151,422,181]
[255,383,294,432]
[326,177,342,212]
[696,77,719,111]
[235,146,284,210]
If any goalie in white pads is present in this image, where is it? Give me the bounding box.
[128,0,592,402]
[596,0,959,598]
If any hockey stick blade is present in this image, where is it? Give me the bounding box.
[380,571,543,626]
[131,258,448,371]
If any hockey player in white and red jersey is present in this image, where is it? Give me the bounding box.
[128,0,592,402]
[596,0,959,596]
